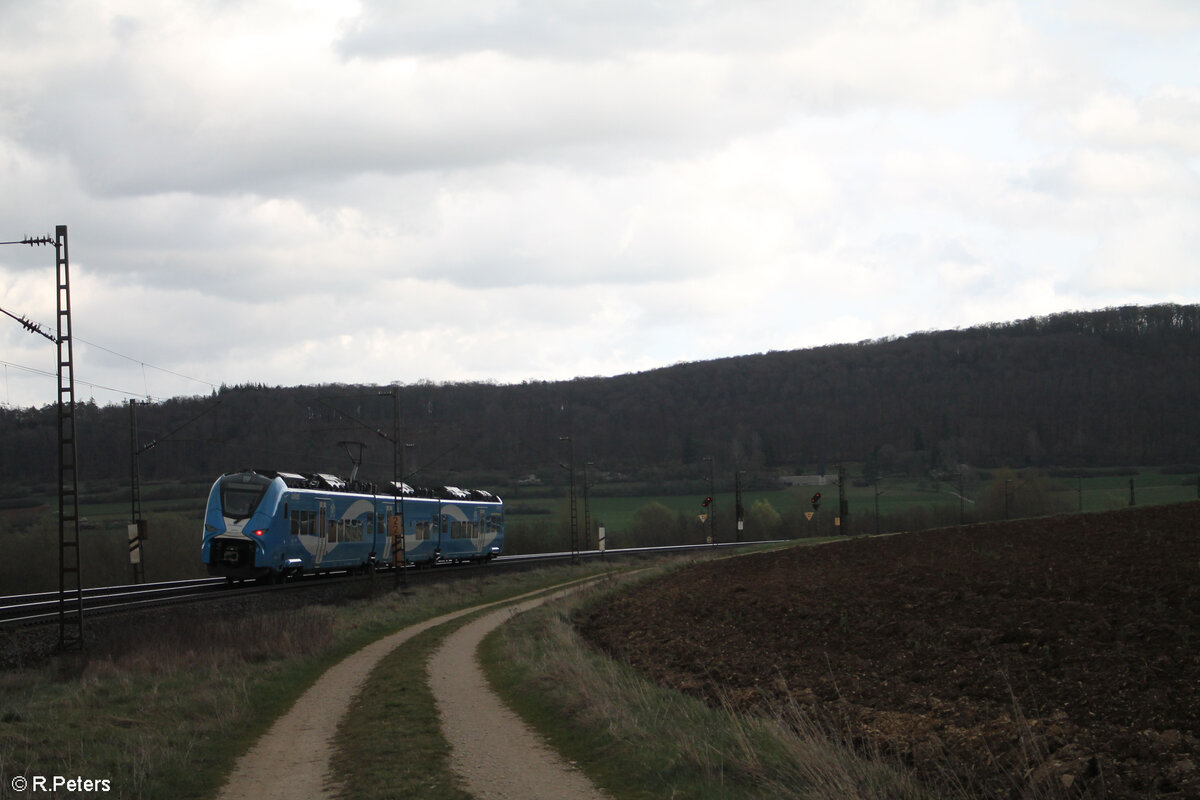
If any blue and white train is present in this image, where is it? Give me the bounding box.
[202,469,503,580]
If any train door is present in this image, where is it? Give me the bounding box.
[471,507,484,556]
[316,501,329,565]
[382,506,393,564]
[435,503,445,562]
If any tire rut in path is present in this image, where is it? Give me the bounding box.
[428,586,613,800]
[213,576,604,800]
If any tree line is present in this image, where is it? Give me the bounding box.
[1,304,1197,493]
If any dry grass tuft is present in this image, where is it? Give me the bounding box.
[86,606,336,674]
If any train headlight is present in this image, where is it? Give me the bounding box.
[252,529,266,537]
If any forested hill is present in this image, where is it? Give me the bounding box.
[2,304,1198,489]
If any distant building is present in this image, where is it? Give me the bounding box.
[779,474,834,487]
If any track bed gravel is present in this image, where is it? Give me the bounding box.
[577,503,1200,798]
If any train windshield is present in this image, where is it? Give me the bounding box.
[220,473,272,520]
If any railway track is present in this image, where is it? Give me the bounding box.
[2,576,233,626]
[0,539,773,629]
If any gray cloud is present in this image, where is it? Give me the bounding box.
[1,0,1198,409]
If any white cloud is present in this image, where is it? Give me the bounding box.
[1076,207,1200,295]
[774,1,1037,110]
[1068,88,1200,155]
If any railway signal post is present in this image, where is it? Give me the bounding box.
[703,455,716,547]
[560,435,579,563]
[127,397,219,584]
[734,470,744,541]
[837,465,850,535]
[129,400,145,583]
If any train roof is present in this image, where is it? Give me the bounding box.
[234,469,502,503]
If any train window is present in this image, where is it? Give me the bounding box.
[220,473,271,520]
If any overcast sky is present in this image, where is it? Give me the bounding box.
[1,1,1197,409]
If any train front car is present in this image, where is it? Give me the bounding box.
[202,470,290,580]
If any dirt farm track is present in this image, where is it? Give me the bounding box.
[578,503,1200,799]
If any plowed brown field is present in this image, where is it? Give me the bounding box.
[578,503,1200,798]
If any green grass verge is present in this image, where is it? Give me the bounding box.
[1,609,349,800]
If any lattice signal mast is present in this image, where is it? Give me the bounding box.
[0,226,82,648]
[55,226,84,649]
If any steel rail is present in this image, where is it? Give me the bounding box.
[0,539,780,627]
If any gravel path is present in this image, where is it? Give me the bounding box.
[429,587,613,800]
[213,576,603,800]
